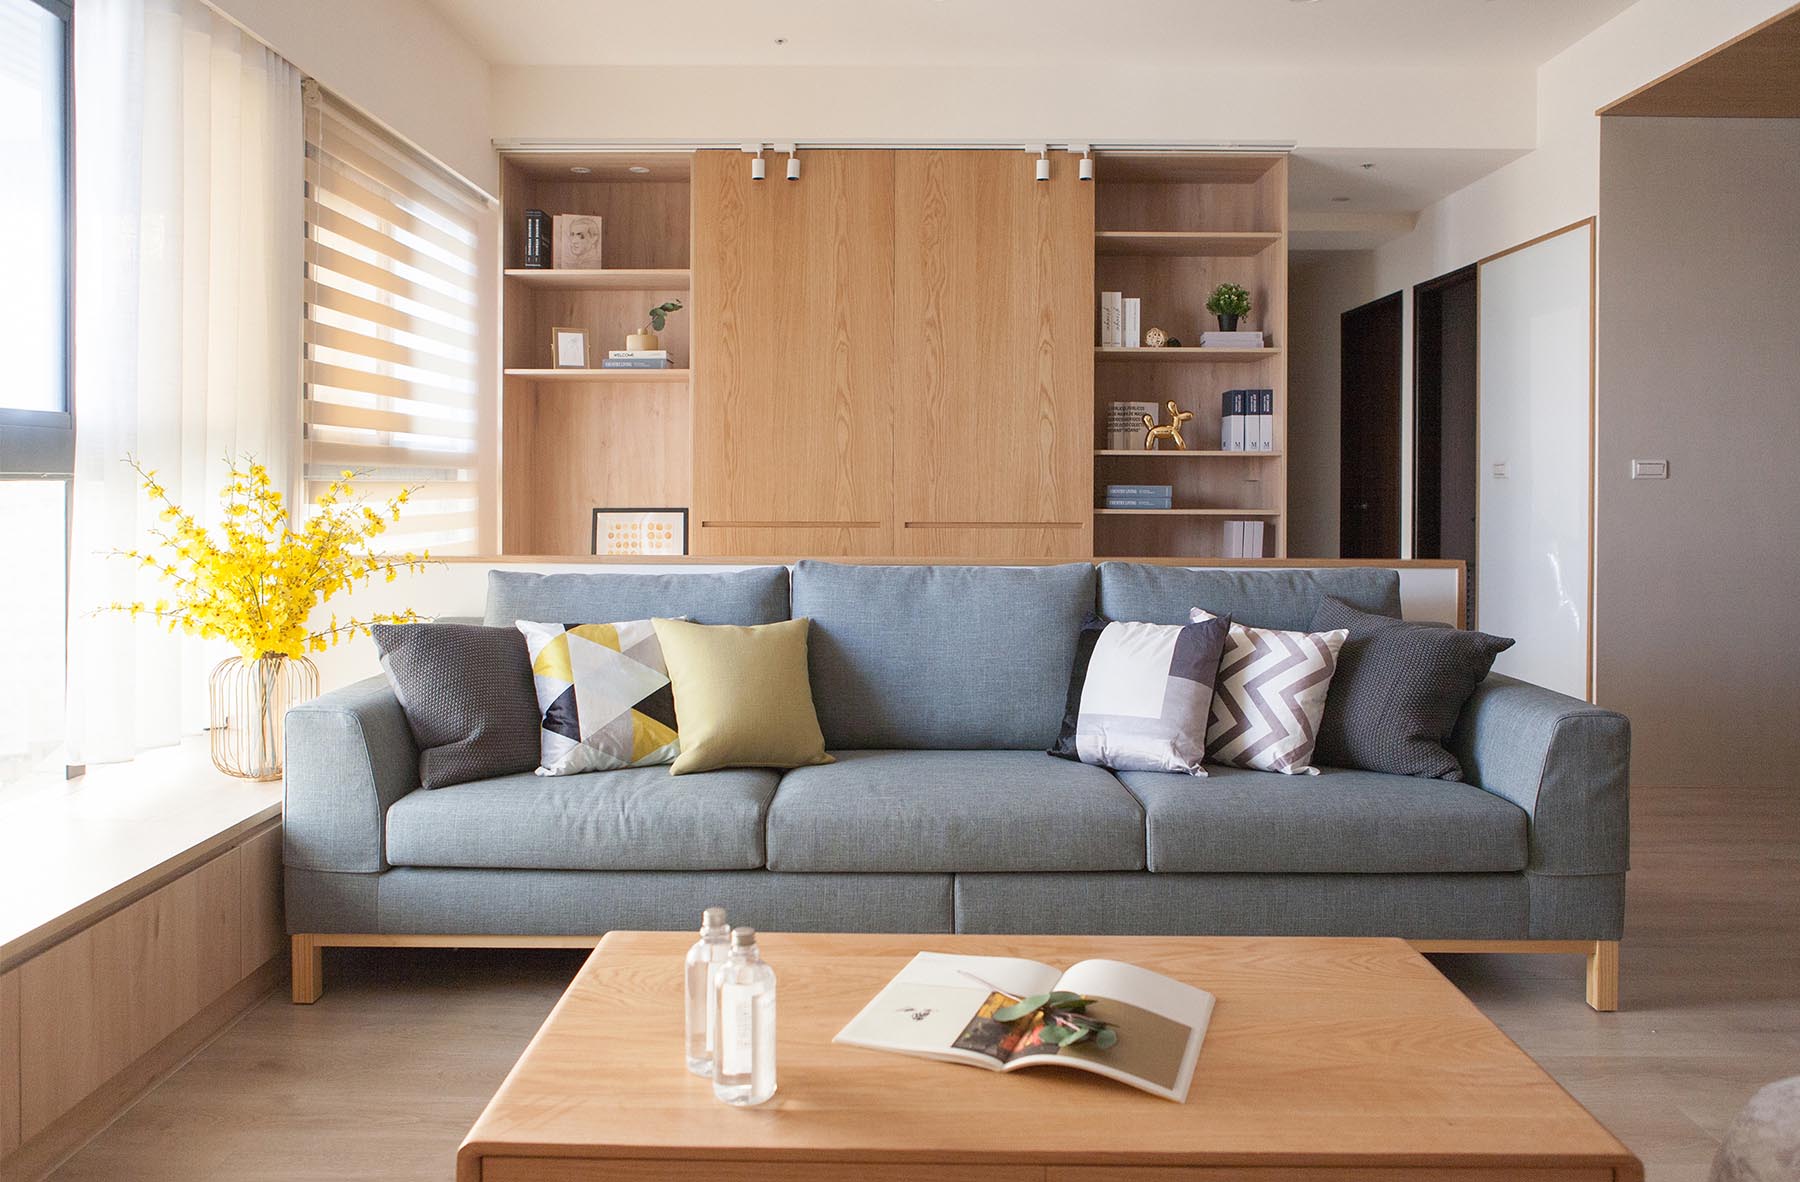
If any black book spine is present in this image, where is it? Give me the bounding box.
[522,208,549,269]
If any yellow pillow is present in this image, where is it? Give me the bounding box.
[652,617,833,775]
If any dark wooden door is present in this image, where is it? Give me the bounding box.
[1339,292,1403,558]
[1414,265,1479,623]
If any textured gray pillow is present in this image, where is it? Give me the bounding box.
[1309,596,1514,780]
[373,622,542,789]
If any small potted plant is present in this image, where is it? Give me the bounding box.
[1206,283,1252,332]
[627,299,684,352]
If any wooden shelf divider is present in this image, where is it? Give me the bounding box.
[1096,346,1279,362]
[504,368,691,382]
[504,268,691,291]
[1095,507,1282,517]
[1095,231,1281,257]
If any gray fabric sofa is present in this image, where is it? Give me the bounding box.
[283,561,1630,1008]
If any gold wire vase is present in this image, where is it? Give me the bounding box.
[208,655,319,781]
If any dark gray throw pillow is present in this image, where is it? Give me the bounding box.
[1309,596,1514,780]
[373,622,542,789]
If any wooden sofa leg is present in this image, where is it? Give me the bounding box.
[1585,940,1619,1012]
[291,934,324,1004]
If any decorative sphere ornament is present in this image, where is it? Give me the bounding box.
[1144,326,1168,348]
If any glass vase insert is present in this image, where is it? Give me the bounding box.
[208,655,319,781]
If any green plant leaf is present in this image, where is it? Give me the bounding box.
[1045,991,1086,1008]
[993,994,1051,1022]
[1093,1027,1118,1050]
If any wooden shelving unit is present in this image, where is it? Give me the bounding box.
[498,151,695,556]
[1092,151,1288,560]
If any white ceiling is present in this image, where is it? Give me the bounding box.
[1287,146,1527,214]
[430,0,1636,69]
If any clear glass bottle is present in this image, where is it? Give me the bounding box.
[683,906,730,1077]
[711,926,777,1106]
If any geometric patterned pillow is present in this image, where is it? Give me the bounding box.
[514,619,681,775]
[1190,608,1347,775]
[1047,611,1231,776]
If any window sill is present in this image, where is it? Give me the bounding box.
[0,737,282,970]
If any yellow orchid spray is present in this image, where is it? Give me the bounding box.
[103,456,433,659]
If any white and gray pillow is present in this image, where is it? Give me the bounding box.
[1190,608,1347,776]
[373,622,543,789]
[1048,612,1231,775]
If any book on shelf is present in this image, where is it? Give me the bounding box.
[1222,519,1244,559]
[1122,297,1141,348]
[1098,291,1123,347]
[833,950,1216,1103]
[1105,484,1172,498]
[1106,400,1159,450]
[1222,519,1266,558]
[1200,331,1266,348]
[608,349,670,359]
[1220,390,1249,451]
[600,357,674,369]
[1245,519,1266,557]
[1104,496,1175,509]
[1255,389,1275,451]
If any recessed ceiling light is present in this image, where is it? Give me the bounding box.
[628,165,651,174]
[1331,195,1351,203]
[1360,162,1376,171]
[569,166,592,174]
[773,37,788,46]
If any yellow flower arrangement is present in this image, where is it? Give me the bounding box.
[104,457,432,659]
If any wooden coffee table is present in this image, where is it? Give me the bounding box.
[457,932,1641,1181]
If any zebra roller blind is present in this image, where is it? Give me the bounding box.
[302,81,484,552]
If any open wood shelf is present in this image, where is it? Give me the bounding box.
[1096,449,1282,458]
[1095,231,1281,257]
[1095,507,1282,516]
[504,368,691,382]
[505,268,691,291]
[1095,347,1279,362]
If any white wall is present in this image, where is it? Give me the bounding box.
[1596,117,1800,787]
[489,63,1533,153]
[204,0,497,195]
[1286,250,1384,558]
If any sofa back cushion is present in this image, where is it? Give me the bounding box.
[483,566,790,628]
[1097,563,1400,631]
[791,560,1096,750]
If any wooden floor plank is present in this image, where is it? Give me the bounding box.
[45,784,1800,1182]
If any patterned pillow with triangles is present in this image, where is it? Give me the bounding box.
[515,619,681,774]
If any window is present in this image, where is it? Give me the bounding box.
[0,0,72,792]
[302,83,485,554]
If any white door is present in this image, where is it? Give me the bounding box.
[1476,223,1593,699]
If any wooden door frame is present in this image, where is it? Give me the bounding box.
[1410,264,1478,560]
[1338,290,1404,559]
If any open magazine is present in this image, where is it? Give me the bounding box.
[833,951,1216,1102]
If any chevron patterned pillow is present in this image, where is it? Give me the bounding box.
[1190,608,1347,775]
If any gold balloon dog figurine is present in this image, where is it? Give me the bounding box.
[1142,400,1194,450]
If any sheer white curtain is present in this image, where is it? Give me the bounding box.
[67,0,303,764]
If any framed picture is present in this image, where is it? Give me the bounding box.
[550,326,588,369]
[592,507,688,556]
[553,213,602,269]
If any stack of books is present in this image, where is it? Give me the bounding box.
[1219,389,1276,451]
[1200,331,1265,348]
[601,350,674,370]
[1105,400,1159,449]
[1098,292,1142,348]
[1104,484,1173,510]
[1222,519,1267,558]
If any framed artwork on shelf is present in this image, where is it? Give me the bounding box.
[553,213,602,269]
[592,507,689,556]
[551,326,588,368]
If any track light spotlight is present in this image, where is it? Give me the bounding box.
[786,151,800,181]
[751,153,765,181]
[1035,151,1050,182]
[1078,151,1093,181]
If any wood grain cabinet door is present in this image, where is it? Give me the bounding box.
[893,150,1095,558]
[690,149,897,556]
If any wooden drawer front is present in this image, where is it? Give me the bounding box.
[1047,1168,1620,1182]
[16,848,241,1140]
[480,1161,1042,1182]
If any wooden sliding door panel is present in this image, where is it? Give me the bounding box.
[893,150,1094,558]
[691,149,895,556]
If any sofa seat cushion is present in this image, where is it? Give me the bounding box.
[384,767,780,871]
[766,749,1145,872]
[1115,765,1527,874]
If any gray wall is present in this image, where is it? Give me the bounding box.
[1287,250,1380,557]
[1596,117,1800,787]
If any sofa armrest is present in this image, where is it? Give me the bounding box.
[283,675,419,874]
[1451,673,1630,876]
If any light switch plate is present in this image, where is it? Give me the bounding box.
[1492,461,1509,479]
[1631,459,1669,479]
